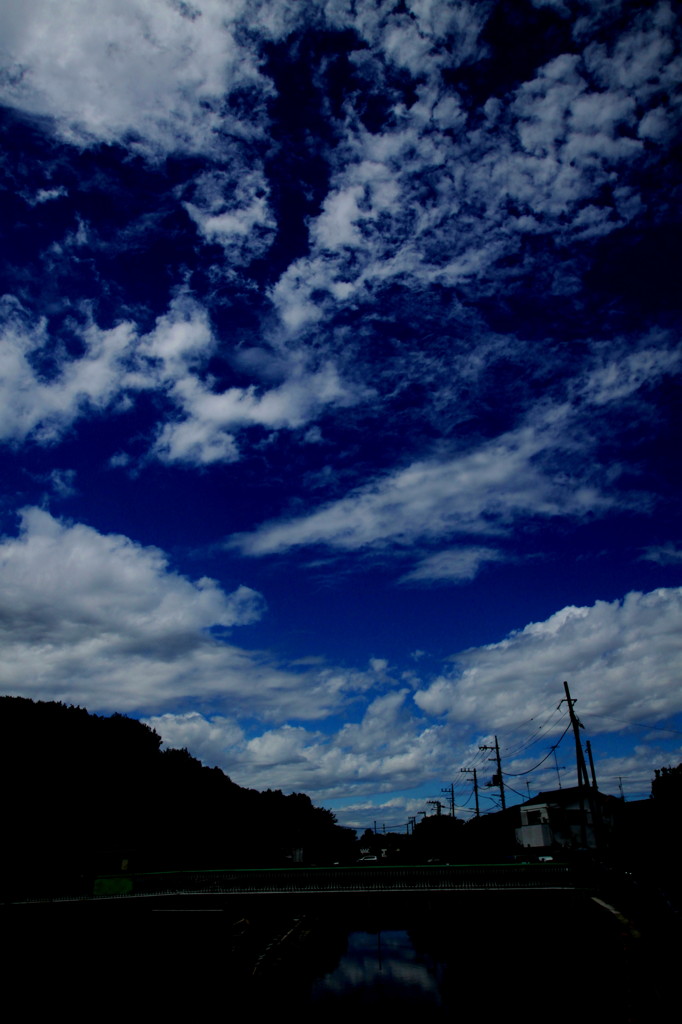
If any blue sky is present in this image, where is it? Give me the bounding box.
[1,0,681,828]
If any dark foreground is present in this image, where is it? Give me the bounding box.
[4,888,676,1021]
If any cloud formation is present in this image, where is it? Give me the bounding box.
[0,508,372,719]
[146,687,451,799]
[0,0,270,157]
[0,293,361,463]
[415,587,682,731]
[1,508,678,810]
[0,297,136,445]
[0,1,679,815]
[231,405,600,557]
[400,546,505,584]
[270,3,680,332]
[144,585,682,809]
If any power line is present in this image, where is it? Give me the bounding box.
[582,712,682,736]
[501,706,566,758]
[499,720,569,774]
[503,781,528,801]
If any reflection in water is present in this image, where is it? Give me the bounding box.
[310,928,446,1011]
[251,890,653,1021]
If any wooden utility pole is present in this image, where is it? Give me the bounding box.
[585,738,603,842]
[441,783,455,817]
[585,739,598,789]
[559,681,594,848]
[479,735,506,810]
[561,680,591,791]
[461,767,480,817]
[553,747,564,788]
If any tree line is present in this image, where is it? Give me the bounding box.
[1,696,354,899]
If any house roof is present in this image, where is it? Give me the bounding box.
[522,786,614,808]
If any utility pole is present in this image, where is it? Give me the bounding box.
[560,680,591,791]
[585,737,603,845]
[585,739,598,789]
[479,735,506,811]
[461,767,480,817]
[559,681,594,848]
[441,783,455,817]
[408,816,416,834]
[427,799,444,816]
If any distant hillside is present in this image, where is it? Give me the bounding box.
[1,696,352,898]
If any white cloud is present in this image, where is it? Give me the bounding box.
[0,297,136,444]
[414,587,682,732]
[640,544,682,566]
[0,293,362,464]
[134,296,367,464]
[182,167,277,263]
[140,296,215,373]
[2,4,678,468]
[584,3,680,97]
[0,0,270,157]
[587,744,682,798]
[0,0,488,166]
[323,0,487,77]
[0,507,263,637]
[233,329,682,562]
[46,468,77,499]
[145,687,452,799]
[401,546,504,584]
[232,405,604,556]
[139,585,682,806]
[0,508,371,719]
[143,710,245,767]
[152,357,360,464]
[22,186,68,205]
[267,4,679,336]
[580,343,681,406]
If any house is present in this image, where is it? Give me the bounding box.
[515,786,617,850]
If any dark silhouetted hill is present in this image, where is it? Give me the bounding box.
[1,695,353,899]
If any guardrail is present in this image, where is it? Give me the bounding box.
[90,861,590,899]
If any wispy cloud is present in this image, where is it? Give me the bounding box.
[230,404,603,557]
[640,544,682,566]
[231,331,680,569]
[400,546,505,584]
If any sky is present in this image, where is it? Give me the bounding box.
[1,0,681,830]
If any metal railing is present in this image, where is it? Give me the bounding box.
[87,861,588,900]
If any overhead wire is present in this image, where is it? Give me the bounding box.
[502,721,572,777]
[581,712,682,736]
[501,705,566,758]
[503,782,528,801]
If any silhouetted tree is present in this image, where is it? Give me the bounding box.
[651,763,682,806]
[0,696,353,897]
[412,814,464,861]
